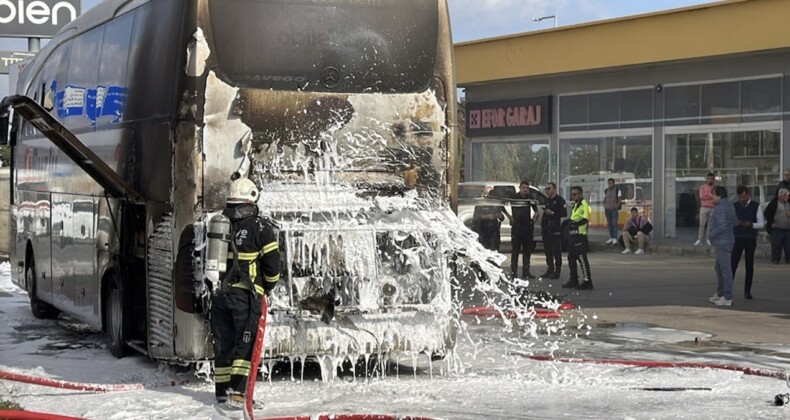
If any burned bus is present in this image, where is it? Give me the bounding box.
[0,0,458,366]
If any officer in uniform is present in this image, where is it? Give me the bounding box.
[540,182,566,279]
[211,178,280,407]
[504,181,539,279]
[563,185,593,290]
[472,186,505,251]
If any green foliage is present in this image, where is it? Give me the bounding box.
[0,397,22,410]
[479,143,550,186]
[0,145,9,167]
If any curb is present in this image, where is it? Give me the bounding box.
[588,242,775,261]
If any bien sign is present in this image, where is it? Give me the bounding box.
[0,0,80,38]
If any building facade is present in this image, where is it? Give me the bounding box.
[456,0,790,243]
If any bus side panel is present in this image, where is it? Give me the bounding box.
[51,193,75,312]
[18,191,53,304]
[72,196,98,324]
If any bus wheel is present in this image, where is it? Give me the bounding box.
[25,257,60,320]
[105,274,129,358]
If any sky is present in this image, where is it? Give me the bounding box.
[0,0,722,98]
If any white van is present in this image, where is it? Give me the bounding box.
[456,181,547,248]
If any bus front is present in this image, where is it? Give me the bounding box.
[193,0,458,366]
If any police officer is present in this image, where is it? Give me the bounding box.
[540,182,566,279]
[211,178,280,407]
[504,181,539,279]
[562,185,593,290]
[472,186,505,251]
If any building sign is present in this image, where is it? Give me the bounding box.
[466,96,552,137]
[0,0,80,38]
[0,50,34,74]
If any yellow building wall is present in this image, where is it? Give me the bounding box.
[456,0,790,84]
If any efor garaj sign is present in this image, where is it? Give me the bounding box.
[466,96,552,137]
[0,0,80,38]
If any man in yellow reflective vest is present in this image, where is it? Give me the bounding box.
[562,185,594,290]
[211,178,280,407]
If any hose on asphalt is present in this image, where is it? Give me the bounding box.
[0,370,190,393]
[525,354,790,381]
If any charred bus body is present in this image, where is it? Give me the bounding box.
[1,0,458,364]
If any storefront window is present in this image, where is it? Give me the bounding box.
[559,89,653,131]
[664,129,781,241]
[470,141,550,185]
[559,135,653,238]
[665,77,782,126]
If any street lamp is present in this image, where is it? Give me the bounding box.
[533,15,557,28]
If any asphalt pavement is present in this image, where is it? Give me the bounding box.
[505,245,790,347]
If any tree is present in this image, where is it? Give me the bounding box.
[0,145,9,167]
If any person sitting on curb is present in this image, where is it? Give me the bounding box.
[621,207,652,255]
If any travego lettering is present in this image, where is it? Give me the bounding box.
[0,0,77,25]
[240,74,308,83]
[477,105,542,129]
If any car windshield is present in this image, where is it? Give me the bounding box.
[458,185,486,199]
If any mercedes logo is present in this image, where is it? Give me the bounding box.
[320,67,340,89]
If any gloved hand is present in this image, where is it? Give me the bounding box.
[568,220,579,230]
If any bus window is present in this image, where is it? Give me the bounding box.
[41,42,71,116]
[208,0,438,93]
[125,1,181,120]
[65,26,105,130]
[96,12,134,127]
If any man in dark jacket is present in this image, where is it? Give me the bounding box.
[472,186,505,251]
[504,181,539,279]
[540,182,566,279]
[764,188,790,264]
[211,178,280,407]
[731,186,765,299]
[775,169,790,198]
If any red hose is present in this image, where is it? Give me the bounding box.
[260,416,435,420]
[244,296,269,420]
[0,410,87,420]
[527,355,789,380]
[461,305,560,319]
[0,370,190,393]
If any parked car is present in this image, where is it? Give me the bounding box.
[456,181,549,249]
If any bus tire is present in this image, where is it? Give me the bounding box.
[25,255,60,320]
[105,273,129,358]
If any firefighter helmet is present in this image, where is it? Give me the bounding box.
[227,178,259,204]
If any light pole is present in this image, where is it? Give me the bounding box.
[533,15,558,28]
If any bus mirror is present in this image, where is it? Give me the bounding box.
[0,108,8,145]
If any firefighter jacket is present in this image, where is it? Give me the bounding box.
[222,204,280,297]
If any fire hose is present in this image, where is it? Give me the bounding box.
[526,354,790,404]
[461,301,575,319]
[525,354,790,381]
[0,296,435,420]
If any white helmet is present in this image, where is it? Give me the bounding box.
[227,178,259,204]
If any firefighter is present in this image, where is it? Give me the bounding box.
[211,177,280,407]
[562,185,593,290]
